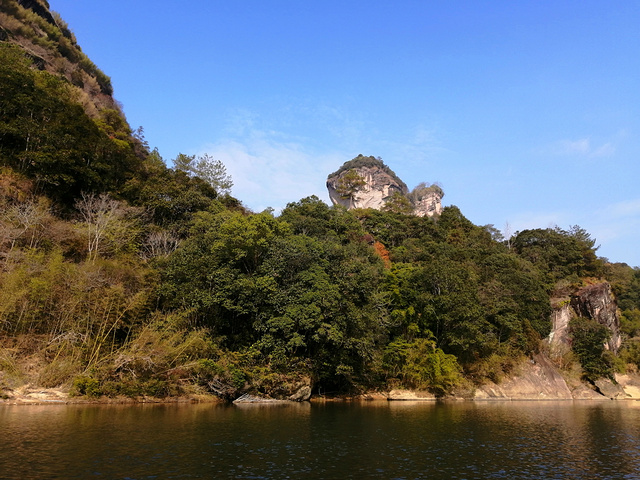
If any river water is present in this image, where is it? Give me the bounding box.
[1,400,639,479]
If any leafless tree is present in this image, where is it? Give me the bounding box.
[141,230,181,259]
[75,193,121,261]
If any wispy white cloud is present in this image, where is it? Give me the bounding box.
[190,105,368,212]
[550,137,616,158]
[600,198,640,219]
[199,132,345,213]
[508,211,565,234]
[584,212,640,265]
[195,105,454,211]
[587,199,640,246]
[590,142,615,157]
[559,138,591,155]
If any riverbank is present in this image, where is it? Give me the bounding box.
[0,384,224,406]
[4,379,640,406]
[4,353,640,405]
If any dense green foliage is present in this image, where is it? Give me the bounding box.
[1,0,113,97]
[173,153,233,194]
[1,3,637,400]
[2,163,613,398]
[512,226,603,287]
[569,317,613,381]
[604,262,640,369]
[0,44,141,205]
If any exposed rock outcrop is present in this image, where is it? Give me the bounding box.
[233,394,290,404]
[412,189,443,217]
[387,389,437,401]
[547,302,573,357]
[327,155,443,216]
[289,384,312,402]
[546,282,621,355]
[571,283,621,352]
[593,378,626,399]
[614,374,640,399]
[327,156,408,210]
[17,0,57,26]
[474,354,573,400]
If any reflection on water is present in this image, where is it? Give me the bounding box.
[1,401,639,479]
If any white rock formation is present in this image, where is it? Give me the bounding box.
[413,190,443,217]
[326,156,443,216]
[327,164,407,210]
[547,302,573,358]
[546,282,621,355]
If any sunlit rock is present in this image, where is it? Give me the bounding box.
[546,282,621,355]
[326,155,443,217]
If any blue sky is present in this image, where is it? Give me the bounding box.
[50,1,640,267]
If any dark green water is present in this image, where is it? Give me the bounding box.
[1,400,639,479]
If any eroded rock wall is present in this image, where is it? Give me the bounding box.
[547,282,621,355]
[547,302,573,357]
[327,165,408,210]
[570,283,621,352]
[326,159,443,216]
[413,191,443,217]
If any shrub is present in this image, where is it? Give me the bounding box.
[70,375,101,397]
[569,317,613,381]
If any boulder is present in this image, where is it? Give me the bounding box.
[289,385,312,402]
[614,374,640,399]
[594,378,626,399]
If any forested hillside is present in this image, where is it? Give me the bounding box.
[2,0,640,401]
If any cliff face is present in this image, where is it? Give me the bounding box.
[571,283,621,352]
[327,164,408,210]
[547,282,621,354]
[326,155,443,216]
[16,0,56,25]
[547,302,573,357]
[412,189,444,217]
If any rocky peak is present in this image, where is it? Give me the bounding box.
[326,155,443,216]
[326,156,407,210]
[16,0,56,26]
[408,182,444,217]
[1,0,117,114]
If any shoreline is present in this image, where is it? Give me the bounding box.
[3,388,639,407]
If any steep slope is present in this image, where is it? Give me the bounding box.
[0,0,145,204]
[0,0,117,116]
